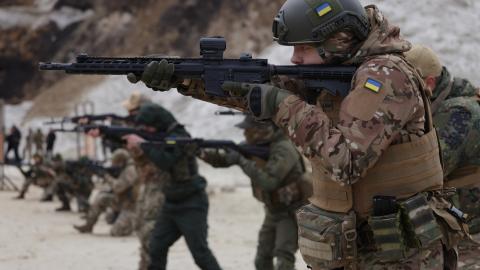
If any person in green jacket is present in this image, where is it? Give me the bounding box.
[201,116,309,270]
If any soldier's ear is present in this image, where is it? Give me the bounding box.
[424,76,437,95]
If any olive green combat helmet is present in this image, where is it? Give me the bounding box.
[272,0,369,46]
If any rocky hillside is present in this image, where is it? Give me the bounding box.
[0,0,284,103]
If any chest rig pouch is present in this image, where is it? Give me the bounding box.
[297,204,357,269]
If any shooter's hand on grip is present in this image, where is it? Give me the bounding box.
[127,59,176,92]
[222,82,291,120]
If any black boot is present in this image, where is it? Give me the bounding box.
[40,194,53,202]
[73,223,93,233]
[14,193,25,200]
[55,204,71,212]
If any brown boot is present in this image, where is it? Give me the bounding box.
[73,223,93,233]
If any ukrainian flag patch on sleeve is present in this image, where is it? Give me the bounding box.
[364,78,382,93]
[316,3,333,17]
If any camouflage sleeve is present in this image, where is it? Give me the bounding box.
[176,79,248,111]
[271,75,309,99]
[109,165,138,195]
[238,140,300,191]
[273,58,424,185]
[434,97,479,176]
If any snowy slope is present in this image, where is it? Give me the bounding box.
[0,0,93,30]
[5,0,480,186]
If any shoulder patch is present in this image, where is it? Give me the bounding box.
[364,78,382,93]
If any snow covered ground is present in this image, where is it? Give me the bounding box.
[1,1,480,269]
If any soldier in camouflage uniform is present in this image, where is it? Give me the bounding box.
[33,128,44,155]
[131,145,167,270]
[54,157,95,212]
[73,149,138,236]
[124,103,222,270]
[119,92,168,270]
[128,0,471,269]
[15,153,55,201]
[405,44,480,270]
[201,116,308,270]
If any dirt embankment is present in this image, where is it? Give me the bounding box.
[0,0,284,110]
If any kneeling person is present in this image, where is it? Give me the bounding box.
[74,149,138,236]
[16,153,56,201]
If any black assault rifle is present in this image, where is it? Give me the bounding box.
[214,110,246,116]
[53,125,167,144]
[45,113,134,125]
[64,159,120,181]
[65,159,121,177]
[84,162,123,178]
[143,137,269,160]
[39,37,356,103]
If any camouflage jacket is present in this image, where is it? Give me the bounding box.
[432,67,480,176]
[432,68,480,234]
[130,145,167,224]
[273,6,428,186]
[432,67,479,104]
[33,131,44,146]
[203,130,305,210]
[240,131,306,211]
[238,130,304,192]
[105,161,139,210]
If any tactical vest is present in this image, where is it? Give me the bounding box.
[446,166,480,189]
[309,57,444,218]
[250,140,309,211]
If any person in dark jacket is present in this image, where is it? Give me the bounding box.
[4,125,22,163]
[124,104,222,270]
[46,129,57,159]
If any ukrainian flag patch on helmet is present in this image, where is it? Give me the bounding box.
[316,3,333,17]
[364,78,382,93]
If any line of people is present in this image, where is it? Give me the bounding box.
[3,126,56,163]
[13,91,313,270]
[13,1,480,269]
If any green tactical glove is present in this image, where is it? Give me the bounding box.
[127,59,176,91]
[183,142,200,156]
[221,82,291,120]
[224,149,242,166]
[199,149,231,168]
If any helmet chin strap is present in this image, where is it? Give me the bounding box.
[316,46,351,64]
[315,35,363,64]
[316,47,327,59]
